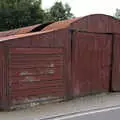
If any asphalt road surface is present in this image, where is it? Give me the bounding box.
[41,105,120,120]
[1,93,120,120]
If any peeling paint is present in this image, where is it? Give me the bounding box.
[47,69,55,74]
[22,76,40,82]
[20,71,33,76]
[49,63,55,68]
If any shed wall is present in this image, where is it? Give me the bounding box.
[1,29,70,109]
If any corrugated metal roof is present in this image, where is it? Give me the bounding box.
[0,18,80,42]
[1,14,120,43]
[41,17,80,32]
[0,24,41,38]
[0,17,80,39]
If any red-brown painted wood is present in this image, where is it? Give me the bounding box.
[72,32,112,97]
[9,48,65,105]
[112,34,120,91]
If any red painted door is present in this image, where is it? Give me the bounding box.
[72,32,112,97]
[112,34,120,91]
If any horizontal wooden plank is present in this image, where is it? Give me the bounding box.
[9,75,63,84]
[10,78,62,84]
[9,62,63,69]
[10,87,65,98]
[9,60,63,68]
[9,67,63,77]
[11,91,65,99]
[9,48,64,54]
[9,56,64,62]
[11,81,64,91]
[11,79,63,84]
[11,79,64,87]
[9,65,63,69]
[10,54,63,57]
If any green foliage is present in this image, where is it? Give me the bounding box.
[0,0,74,31]
[0,0,44,31]
[114,9,120,19]
[44,1,74,23]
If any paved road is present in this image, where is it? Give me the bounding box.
[1,93,120,120]
[40,105,120,120]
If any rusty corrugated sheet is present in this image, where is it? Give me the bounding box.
[112,34,120,91]
[1,14,120,43]
[14,24,41,34]
[41,17,80,32]
[0,24,41,38]
[0,28,55,43]
[0,22,53,38]
[72,32,112,97]
[8,48,65,105]
[42,14,120,34]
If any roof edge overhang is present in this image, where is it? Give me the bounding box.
[0,28,58,42]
